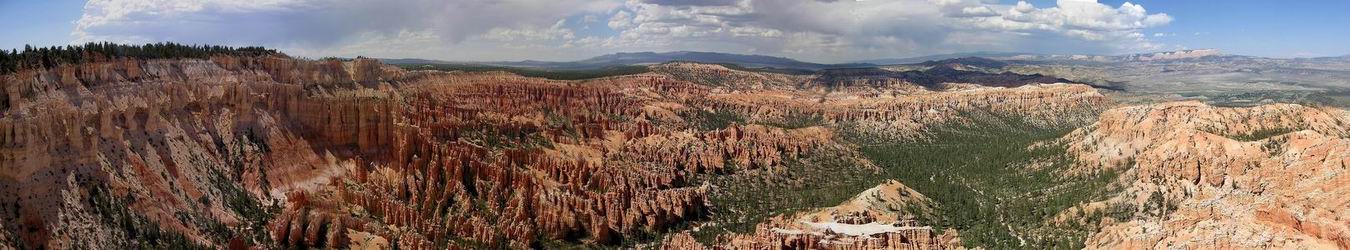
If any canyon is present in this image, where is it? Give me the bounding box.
[0,52,1345,250]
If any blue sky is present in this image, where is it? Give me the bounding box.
[1087,0,1350,58]
[0,0,85,51]
[2,0,1347,62]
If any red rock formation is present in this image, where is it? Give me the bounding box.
[1062,102,1350,249]
[0,56,401,248]
[0,56,1107,249]
[294,73,739,248]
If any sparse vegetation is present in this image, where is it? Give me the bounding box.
[208,169,279,247]
[1142,190,1177,218]
[1223,127,1305,141]
[86,185,212,249]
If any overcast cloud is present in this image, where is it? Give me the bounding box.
[73,0,1174,62]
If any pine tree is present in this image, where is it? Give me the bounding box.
[0,50,10,74]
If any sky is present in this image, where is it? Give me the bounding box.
[1,0,1348,63]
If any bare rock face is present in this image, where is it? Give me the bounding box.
[1,55,1109,249]
[1062,101,1350,249]
[666,180,962,249]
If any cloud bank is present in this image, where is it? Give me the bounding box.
[73,0,1173,62]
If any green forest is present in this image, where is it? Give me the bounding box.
[0,42,277,74]
[849,115,1120,249]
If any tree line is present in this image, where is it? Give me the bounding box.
[0,42,278,74]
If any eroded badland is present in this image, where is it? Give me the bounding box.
[1,53,1347,249]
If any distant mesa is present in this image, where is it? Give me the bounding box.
[1119,49,1223,61]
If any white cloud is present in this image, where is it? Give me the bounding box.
[74,0,621,60]
[481,20,576,42]
[600,0,1173,61]
[71,0,1172,62]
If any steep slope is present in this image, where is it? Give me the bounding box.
[1061,101,1350,248]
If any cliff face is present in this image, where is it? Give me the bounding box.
[0,55,1110,249]
[1061,101,1350,249]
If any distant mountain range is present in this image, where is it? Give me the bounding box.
[384,49,1350,76]
[854,52,1034,65]
[385,51,873,71]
